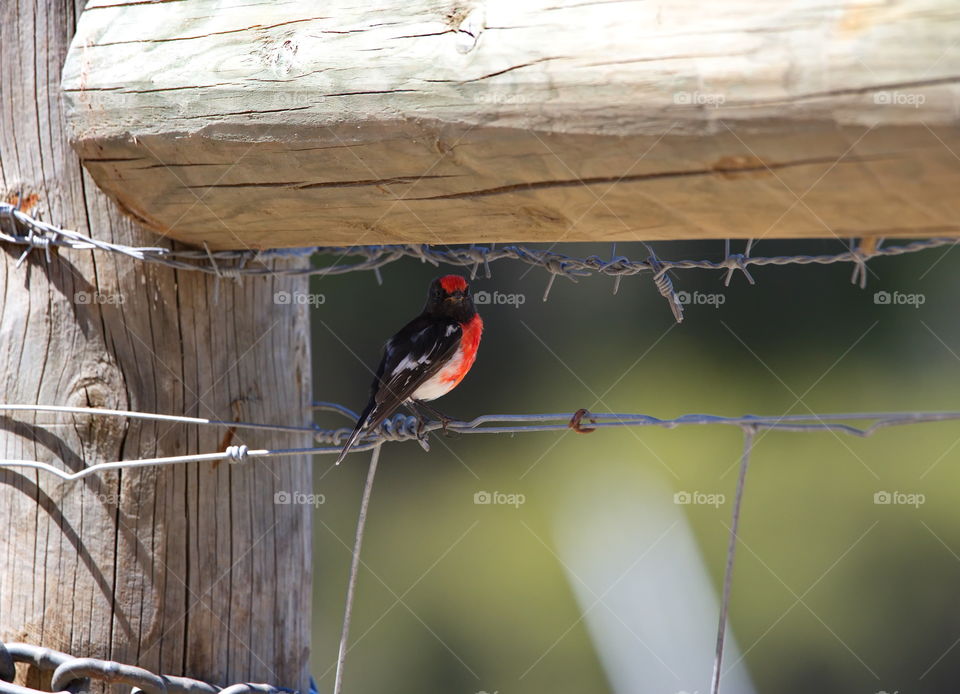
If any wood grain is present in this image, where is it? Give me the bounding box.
[60,0,960,248]
[0,1,312,690]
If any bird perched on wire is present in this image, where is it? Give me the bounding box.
[336,275,483,464]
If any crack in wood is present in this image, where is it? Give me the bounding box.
[388,30,454,40]
[184,106,312,118]
[318,88,418,97]
[411,154,891,200]
[743,75,960,105]
[183,174,460,190]
[90,16,330,47]
[434,57,566,84]
[87,0,187,9]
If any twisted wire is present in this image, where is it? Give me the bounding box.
[2,202,952,323]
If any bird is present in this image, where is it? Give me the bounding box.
[336,274,483,464]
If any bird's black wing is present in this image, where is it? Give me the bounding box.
[336,315,461,463]
[367,315,462,426]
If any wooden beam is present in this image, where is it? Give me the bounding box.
[62,0,960,249]
[1,1,311,690]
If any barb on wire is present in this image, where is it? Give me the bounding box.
[722,239,756,287]
[2,202,955,320]
[646,248,684,323]
[2,403,960,480]
[0,641,307,694]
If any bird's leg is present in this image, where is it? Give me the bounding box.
[403,402,430,442]
[412,400,455,432]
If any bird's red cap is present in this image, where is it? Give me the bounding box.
[439,275,468,293]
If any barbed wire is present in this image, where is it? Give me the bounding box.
[2,402,959,480]
[2,201,955,324]
[0,640,312,694]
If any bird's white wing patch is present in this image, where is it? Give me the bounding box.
[391,353,431,376]
[410,343,465,401]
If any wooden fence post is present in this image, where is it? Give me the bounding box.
[0,2,312,690]
[60,0,960,248]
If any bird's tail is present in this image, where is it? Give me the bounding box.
[335,421,366,465]
[336,400,403,464]
[336,400,381,465]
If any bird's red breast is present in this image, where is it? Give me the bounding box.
[411,313,483,401]
[441,313,483,387]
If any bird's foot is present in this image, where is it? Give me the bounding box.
[402,404,433,451]
[414,418,431,452]
[413,400,456,434]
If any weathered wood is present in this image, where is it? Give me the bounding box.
[1,1,311,690]
[61,0,960,249]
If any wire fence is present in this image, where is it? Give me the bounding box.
[4,404,960,693]
[3,200,957,692]
[0,640,312,694]
[2,402,959,480]
[2,201,955,323]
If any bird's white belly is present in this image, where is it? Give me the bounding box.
[410,346,465,401]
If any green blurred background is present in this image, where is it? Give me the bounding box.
[307,239,960,694]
